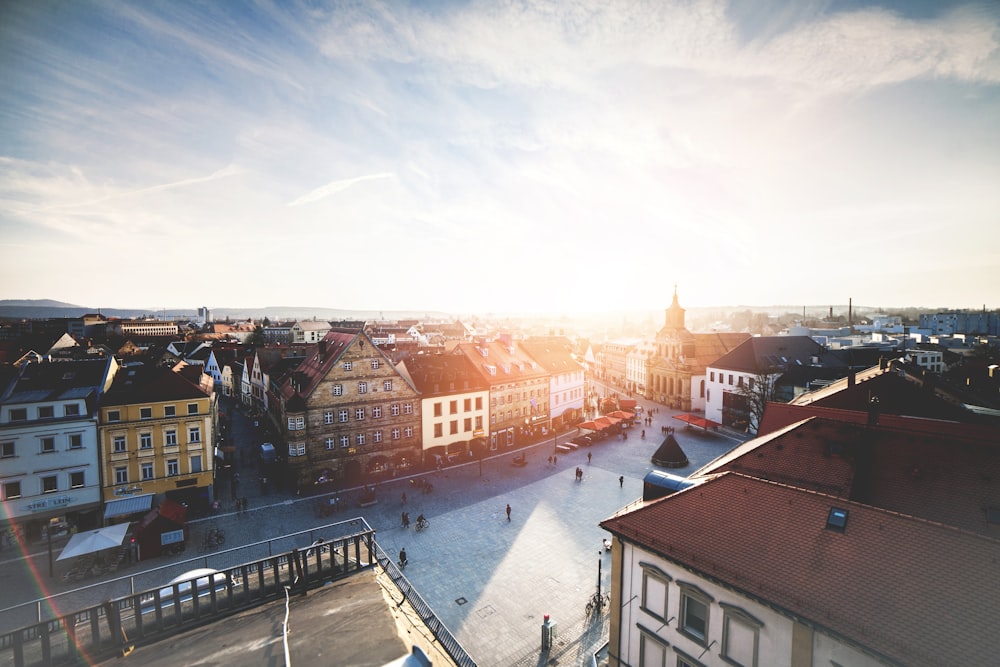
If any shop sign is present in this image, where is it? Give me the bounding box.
[25,496,72,512]
[114,484,144,496]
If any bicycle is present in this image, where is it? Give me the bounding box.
[414,517,429,532]
[585,591,610,615]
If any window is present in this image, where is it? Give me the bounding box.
[403,403,413,415]
[107,410,120,422]
[728,375,734,386]
[356,433,365,446]
[141,462,154,480]
[113,435,127,453]
[721,604,763,667]
[434,424,443,438]
[324,411,334,425]
[638,628,668,667]
[69,434,83,449]
[64,404,80,417]
[3,481,21,499]
[165,429,177,446]
[332,384,343,396]
[164,405,176,417]
[679,583,712,644]
[372,406,382,418]
[475,416,483,430]
[115,467,128,484]
[188,426,201,443]
[186,403,198,415]
[449,400,458,414]
[167,459,179,476]
[70,471,85,489]
[391,428,400,440]
[450,420,458,435]
[38,406,54,419]
[674,649,707,667]
[373,430,382,443]
[338,410,349,423]
[358,382,367,394]
[288,416,304,430]
[140,407,153,420]
[191,455,202,473]
[710,372,715,382]
[343,362,352,371]
[40,437,56,454]
[339,435,350,448]
[371,359,380,369]
[9,408,27,422]
[464,398,472,412]
[355,408,365,421]
[475,397,483,410]
[289,442,305,457]
[404,426,413,438]
[325,438,335,450]
[42,475,58,493]
[390,404,400,417]
[640,564,671,620]
[434,403,443,417]
[464,418,472,432]
[383,380,392,392]
[1,442,13,458]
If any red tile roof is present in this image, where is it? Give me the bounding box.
[601,472,1000,667]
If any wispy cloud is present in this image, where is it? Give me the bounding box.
[287,173,396,207]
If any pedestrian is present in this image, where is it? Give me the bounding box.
[506,504,511,522]
[401,492,407,505]
[587,451,592,464]
[402,511,410,528]
[547,455,552,466]
[553,455,557,466]
[242,497,248,512]
[619,475,624,488]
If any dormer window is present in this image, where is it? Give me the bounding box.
[826,507,849,532]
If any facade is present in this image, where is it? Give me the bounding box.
[98,364,217,517]
[399,353,491,461]
[647,288,750,412]
[625,341,655,397]
[0,357,119,540]
[601,414,1000,667]
[451,337,551,451]
[108,319,179,337]
[277,329,422,486]
[519,336,585,432]
[262,321,295,344]
[293,321,332,344]
[601,339,642,390]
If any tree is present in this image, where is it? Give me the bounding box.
[730,365,780,434]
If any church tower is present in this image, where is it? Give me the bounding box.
[664,284,685,330]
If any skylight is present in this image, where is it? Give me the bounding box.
[826,507,849,532]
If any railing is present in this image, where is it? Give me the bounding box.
[0,520,377,667]
[373,544,478,667]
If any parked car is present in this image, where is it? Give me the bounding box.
[141,568,237,613]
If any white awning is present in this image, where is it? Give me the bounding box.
[103,493,154,519]
[57,523,130,561]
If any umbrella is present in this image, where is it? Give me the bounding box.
[607,410,635,420]
[57,523,130,561]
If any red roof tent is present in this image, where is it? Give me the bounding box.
[619,399,637,410]
[673,414,721,430]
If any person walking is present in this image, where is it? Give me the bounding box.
[401,492,407,505]
[587,451,592,464]
[619,475,624,488]
[398,548,408,567]
[505,503,511,522]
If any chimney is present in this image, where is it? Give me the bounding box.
[318,340,327,359]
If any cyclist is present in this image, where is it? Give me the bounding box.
[416,513,426,526]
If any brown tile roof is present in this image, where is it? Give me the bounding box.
[692,416,1000,536]
[518,336,582,373]
[601,472,1000,667]
[402,354,491,396]
[277,329,357,401]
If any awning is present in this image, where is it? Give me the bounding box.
[103,494,154,519]
[607,410,635,420]
[673,414,722,431]
[57,523,130,561]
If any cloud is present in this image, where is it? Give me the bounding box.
[287,173,396,207]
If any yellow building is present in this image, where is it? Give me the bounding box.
[98,364,216,522]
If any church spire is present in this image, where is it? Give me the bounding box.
[665,285,685,329]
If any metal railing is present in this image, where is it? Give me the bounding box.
[373,544,478,667]
[0,520,376,667]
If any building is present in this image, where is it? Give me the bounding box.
[450,335,551,451]
[276,328,422,487]
[519,336,586,432]
[647,288,750,411]
[0,357,119,541]
[293,320,332,344]
[98,363,217,519]
[399,353,491,462]
[107,319,180,338]
[601,412,1000,667]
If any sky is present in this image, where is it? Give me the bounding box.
[1,0,999,315]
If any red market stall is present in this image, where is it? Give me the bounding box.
[132,499,188,560]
